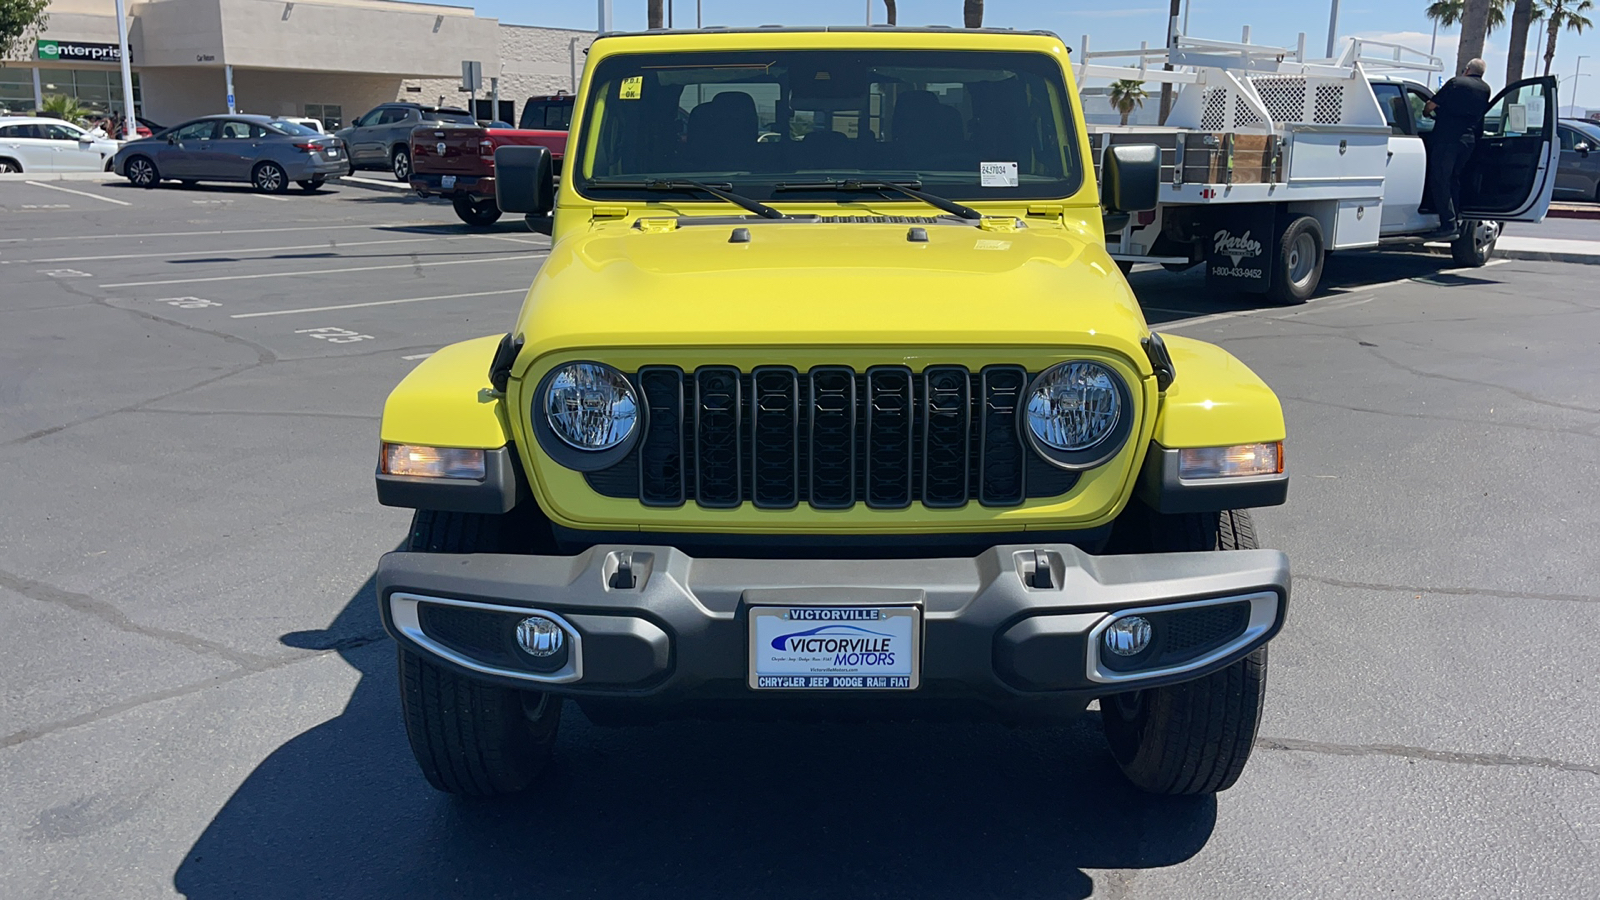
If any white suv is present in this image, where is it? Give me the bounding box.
[0,117,121,174]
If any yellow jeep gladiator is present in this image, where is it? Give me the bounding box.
[374,27,1291,797]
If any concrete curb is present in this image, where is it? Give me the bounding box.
[1495,248,1600,265]
[1548,204,1600,221]
[337,174,415,194]
[0,172,119,183]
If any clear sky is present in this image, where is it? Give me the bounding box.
[478,0,1600,111]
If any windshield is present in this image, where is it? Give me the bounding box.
[574,49,1082,203]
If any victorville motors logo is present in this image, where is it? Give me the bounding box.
[1213,229,1264,266]
[770,623,898,667]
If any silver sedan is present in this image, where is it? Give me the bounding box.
[112,114,348,193]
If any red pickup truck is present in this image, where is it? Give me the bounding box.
[409,125,565,226]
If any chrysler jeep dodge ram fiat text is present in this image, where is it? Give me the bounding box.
[374,27,1292,798]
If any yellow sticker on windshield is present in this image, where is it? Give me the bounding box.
[619,76,643,100]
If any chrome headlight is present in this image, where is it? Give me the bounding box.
[1023,361,1131,469]
[542,362,638,451]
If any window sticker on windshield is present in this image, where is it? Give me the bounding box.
[981,161,1019,188]
[619,76,643,101]
[1507,104,1527,134]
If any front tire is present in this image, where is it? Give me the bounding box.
[1450,219,1499,267]
[252,161,288,194]
[452,194,504,227]
[0,157,20,173]
[392,147,411,181]
[1266,215,1323,305]
[396,510,562,795]
[1100,508,1269,795]
[125,155,158,188]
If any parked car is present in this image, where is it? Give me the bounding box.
[409,122,566,225]
[518,93,574,131]
[1556,118,1600,202]
[335,103,475,180]
[373,28,1292,801]
[278,116,326,134]
[0,116,120,173]
[112,114,347,193]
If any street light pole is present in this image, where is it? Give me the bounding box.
[1576,56,1591,114]
[597,0,612,33]
[113,0,138,138]
[1325,0,1341,59]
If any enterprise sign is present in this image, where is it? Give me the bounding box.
[36,40,128,64]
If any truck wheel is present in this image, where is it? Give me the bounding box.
[1266,215,1323,305]
[1100,508,1268,795]
[391,147,411,181]
[453,194,504,227]
[396,510,562,795]
[1450,220,1499,267]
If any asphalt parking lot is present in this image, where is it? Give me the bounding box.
[3,177,1598,899]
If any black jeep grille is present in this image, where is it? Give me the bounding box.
[584,365,1080,510]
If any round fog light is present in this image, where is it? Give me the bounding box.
[1103,616,1152,657]
[515,616,565,658]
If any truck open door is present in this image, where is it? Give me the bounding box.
[1460,75,1559,222]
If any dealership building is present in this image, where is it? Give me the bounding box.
[0,0,593,128]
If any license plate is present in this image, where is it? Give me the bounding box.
[441,175,456,189]
[325,148,339,157]
[749,606,920,690]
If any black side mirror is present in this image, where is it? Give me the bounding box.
[1102,143,1161,215]
[495,145,555,216]
[166,134,176,144]
[1577,142,1592,156]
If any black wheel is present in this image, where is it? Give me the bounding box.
[392,147,411,181]
[397,510,562,796]
[1100,508,1268,795]
[1450,219,1499,267]
[125,155,158,188]
[297,177,326,191]
[1266,215,1323,305]
[252,161,288,194]
[453,194,504,227]
[0,157,19,173]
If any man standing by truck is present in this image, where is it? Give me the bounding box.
[1424,58,1492,238]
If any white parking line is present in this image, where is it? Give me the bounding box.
[401,352,435,360]
[230,288,525,318]
[0,221,433,244]
[249,192,291,202]
[24,181,132,207]
[99,252,542,288]
[3,235,473,265]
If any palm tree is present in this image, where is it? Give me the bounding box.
[1507,0,1537,80]
[963,0,983,27]
[1540,0,1595,75]
[1108,80,1149,126]
[39,93,91,124]
[647,0,663,29]
[884,0,896,25]
[1425,0,1511,31]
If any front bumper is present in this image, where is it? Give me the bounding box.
[377,544,1290,713]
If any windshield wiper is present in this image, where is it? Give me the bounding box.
[585,178,787,219]
[773,179,982,220]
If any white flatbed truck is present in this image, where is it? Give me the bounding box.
[1079,35,1559,303]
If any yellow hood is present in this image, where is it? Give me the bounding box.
[511,217,1152,371]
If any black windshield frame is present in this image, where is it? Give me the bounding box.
[570,48,1084,205]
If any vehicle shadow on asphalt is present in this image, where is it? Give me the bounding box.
[1132,249,1509,326]
[173,569,1217,899]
